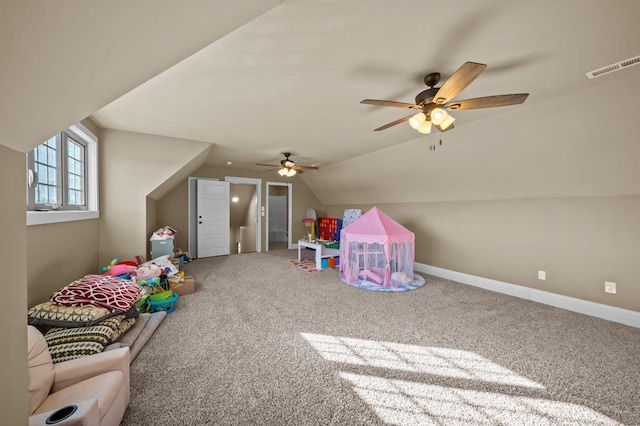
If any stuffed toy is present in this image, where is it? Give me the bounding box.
[135,264,162,281]
[102,256,144,276]
[391,271,412,284]
[106,264,136,277]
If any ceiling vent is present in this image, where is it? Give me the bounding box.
[586,55,640,79]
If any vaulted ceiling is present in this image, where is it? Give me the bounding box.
[91,0,640,175]
[3,1,640,205]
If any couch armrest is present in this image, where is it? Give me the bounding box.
[29,398,100,426]
[52,347,130,395]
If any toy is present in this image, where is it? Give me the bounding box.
[391,271,412,284]
[102,257,144,275]
[101,258,118,274]
[135,264,162,281]
[137,276,160,288]
[107,264,136,277]
[174,248,193,263]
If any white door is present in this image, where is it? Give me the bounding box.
[197,180,230,257]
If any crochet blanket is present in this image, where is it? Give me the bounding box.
[50,274,141,312]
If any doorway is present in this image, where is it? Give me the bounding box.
[229,183,258,254]
[225,176,261,254]
[188,176,261,258]
[266,182,292,251]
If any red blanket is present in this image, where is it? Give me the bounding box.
[50,274,141,312]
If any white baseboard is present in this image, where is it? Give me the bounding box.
[414,262,640,329]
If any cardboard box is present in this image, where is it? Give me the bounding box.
[174,276,195,296]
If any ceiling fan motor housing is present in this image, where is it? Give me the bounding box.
[415,87,439,106]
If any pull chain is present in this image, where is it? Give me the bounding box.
[428,133,443,151]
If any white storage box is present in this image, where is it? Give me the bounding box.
[151,239,174,259]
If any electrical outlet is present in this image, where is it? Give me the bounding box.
[605,281,617,294]
[538,270,546,280]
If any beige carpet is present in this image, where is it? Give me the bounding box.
[122,250,640,425]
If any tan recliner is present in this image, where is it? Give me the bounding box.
[27,325,130,426]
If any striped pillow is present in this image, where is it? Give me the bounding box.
[44,315,126,363]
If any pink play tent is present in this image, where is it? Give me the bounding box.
[339,207,423,291]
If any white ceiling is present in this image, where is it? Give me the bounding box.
[91,0,640,172]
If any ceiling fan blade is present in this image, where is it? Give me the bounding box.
[295,165,319,170]
[361,99,421,109]
[373,114,414,131]
[435,122,455,132]
[432,62,487,105]
[256,163,280,167]
[446,93,529,110]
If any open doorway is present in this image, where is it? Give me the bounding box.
[266,182,292,251]
[229,183,257,254]
[188,176,261,257]
[226,176,261,254]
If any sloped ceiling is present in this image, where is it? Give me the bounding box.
[91,0,640,180]
[0,0,280,153]
[5,1,638,204]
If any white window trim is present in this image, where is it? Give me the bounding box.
[27,122,99,226]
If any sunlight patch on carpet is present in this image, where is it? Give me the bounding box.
[301,333,542,389]
[340,372,621,426]
[301,332,620,425]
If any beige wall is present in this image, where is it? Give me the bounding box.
[157,180,190,253]
[99,129,210,266]
[157,165,327,253]
[326,195,640,312]
[27,220,100,307]
[146,197,159,260]
[0,145,29,422]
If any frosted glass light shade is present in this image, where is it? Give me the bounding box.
[440,114,455,130]
[278,168,288,176]
[417,120,432,134]
[286,168,297,177]
[430,108,447,125]
[409,112,426,129]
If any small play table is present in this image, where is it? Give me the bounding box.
[298,240,340,269]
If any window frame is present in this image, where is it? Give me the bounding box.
[27,122,99,226]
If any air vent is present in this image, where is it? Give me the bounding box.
[586,55,640,79]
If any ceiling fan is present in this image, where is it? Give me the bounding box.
[256,153,319,177]
[361,61,529,134]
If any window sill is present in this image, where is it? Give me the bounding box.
[27,210,99,226]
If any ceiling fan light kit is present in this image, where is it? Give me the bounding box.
[278,167,297,177]
[257,152,319,176]
[361,61,529,138]
[408,112,426,129]
[417,120,432,134]
[430,107,447,125]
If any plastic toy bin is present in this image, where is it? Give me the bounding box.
[147,291,179,314]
